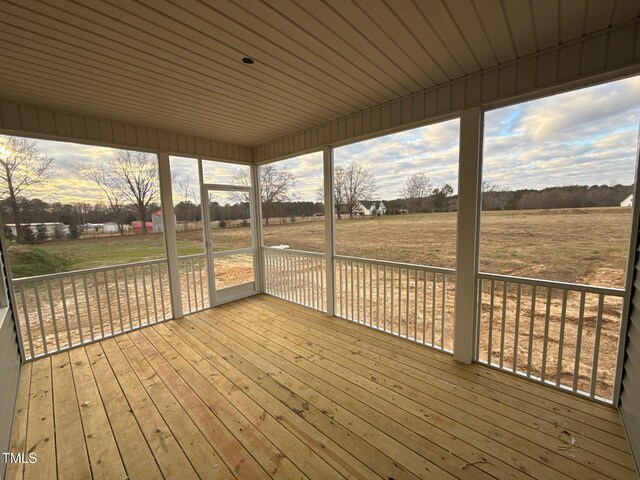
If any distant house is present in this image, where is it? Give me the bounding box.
[353,201,387,216]
[103,222,120,234]
[132,221,153,234]
[4,222,68,238]
[621,194,633,207]
[150,209,177,233]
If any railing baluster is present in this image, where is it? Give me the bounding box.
[488,280,495,365]
[82,275,95,341]
[114,268,124,332]
[150,265,159,321]
[413,269,418,341]
[556,289,568,387]
[431,272,438,347]
[369,263,373,327]
[499,281,507,368]
[34,285,48,356]
[512,283,521,373]
[390,267,395,334]
[158,263,166,318]
[350,261,355,321]
[198,257,205,308]
[71,277,83,344]
[541,287,553,382]
[184,259,192,312]
[93,272,105,338]
[46,281,60,352]
[376,264,380,329]
[103,271,114,335]
[123,267,134,331]
[362,262,366,324]
[339,259,343,317]
[58,278,71,348]
[398,268,402,335]
[356,262,361,323]
[441,273,447,350]
[383,266,387,331]
[18,286,35,358]
[422,270,427,345]
[132,267,142,327]
[590,294,605,398]
[573,291,586,393]
[405,267,410,339]
[526,285,537,377]
[476,278,482,359]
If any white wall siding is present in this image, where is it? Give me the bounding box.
[254,20,640,163]
[0,100,252,163]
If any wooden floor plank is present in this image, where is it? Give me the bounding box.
[181,314,505,480]
[158,320,387,480]
[114,334,235,480]
[206,303,605,480]
[8,295,636,480]
[140,325,309,480]
[23,358,55,480]
[51,352,91,480]
[68,347,127,480]
[7,362,32,480]
[84,342,163,479]
[191,309,536,480]
[99,338,200,480]
[235,299,636,475]
[259,296,626,432]
[128,329,272,480]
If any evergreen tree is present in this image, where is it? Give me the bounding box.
[35,224,48,243]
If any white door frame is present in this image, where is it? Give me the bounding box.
[198,160,259,306]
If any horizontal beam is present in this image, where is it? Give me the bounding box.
[0,100,252,163]
[254,19,640,163]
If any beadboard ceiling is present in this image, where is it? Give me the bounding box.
[0,0,639,147]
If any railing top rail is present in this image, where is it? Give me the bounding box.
[334,254,456,275]
[477,271,625,296]
[177,253,207,260]
[13,257,169,284]
[263,246,326,258]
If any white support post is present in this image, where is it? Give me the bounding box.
[323,146,336,316]
[158,152,183,319]
[251,164,265,293]
[454,107,484,363]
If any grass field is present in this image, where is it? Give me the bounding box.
[9,206,632,288]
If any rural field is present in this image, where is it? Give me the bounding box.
[8,206,632,400]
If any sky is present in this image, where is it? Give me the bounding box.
[1,75,638,204]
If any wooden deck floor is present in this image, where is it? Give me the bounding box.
[7,295,637,480]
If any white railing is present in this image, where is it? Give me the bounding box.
[263,247,326,312]
[13,259,171,360]
[178,253,209,313]
[476,272,625,402]
[335,256,456,352]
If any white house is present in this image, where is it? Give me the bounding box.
[353,201,387,216]
[4,222,68,238]
[621,194,633,207]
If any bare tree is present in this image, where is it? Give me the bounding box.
[80,150,159,234]
[176,176,199,229]
[401,172,432,212]
[334,162,377,219]
[231,165,296,224]
[80,167,127,234]
[0,136,54,242]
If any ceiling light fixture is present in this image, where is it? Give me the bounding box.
[242,57,255,64]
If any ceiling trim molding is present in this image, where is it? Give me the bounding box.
[0,99,252,163]
[253,18,640,164]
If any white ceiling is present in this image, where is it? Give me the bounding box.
[1,0,639,147]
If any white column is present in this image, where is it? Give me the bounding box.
[157,152,183,319]
[323,146,336,316]
[454,107,484,363]
[250,164,265,293]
